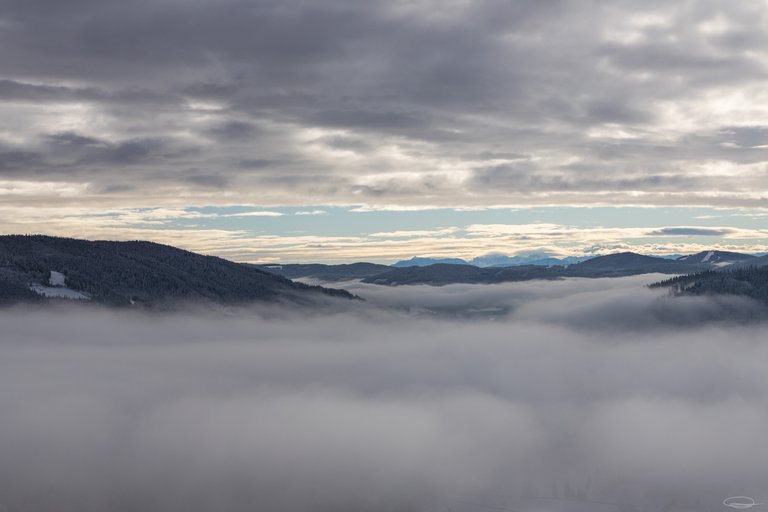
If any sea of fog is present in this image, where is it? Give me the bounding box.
[0,275,766,511]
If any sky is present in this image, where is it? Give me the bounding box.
[2,0,768,262]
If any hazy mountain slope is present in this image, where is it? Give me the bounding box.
[393,254,591,268]
[362,252,714,286]
[254,262,390,281]
[471,253,590,267]
[561,251,717,276]
[392,257,468,267]
[363,263,564,285]
[725,254,768,269]
[366,263,492,285]
[0,235,354,307]
[677,250,755,265]
[210,250,757,289]
[255,251,749,286]
[569,252,687,273]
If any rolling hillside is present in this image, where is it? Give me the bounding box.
[0,235,354,307]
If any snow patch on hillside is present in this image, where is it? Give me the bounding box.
[49,270,66,286]
[30,283,91,300]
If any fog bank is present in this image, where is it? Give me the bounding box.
[335,273,767,328]
[0,277,766,511]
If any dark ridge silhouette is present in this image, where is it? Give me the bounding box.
[0,235,355,308]
[251,262,390,281]
[358,252,712,286]
[257,251,760,286]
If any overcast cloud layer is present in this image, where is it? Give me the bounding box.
[1,278,767,511]
[2,0,768,207]
[2,0,768,259]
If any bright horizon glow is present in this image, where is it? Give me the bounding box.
[3,204,768,264]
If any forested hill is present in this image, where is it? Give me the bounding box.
[0,235,354,307]
[360,252,711,286]
[651,266,768,304]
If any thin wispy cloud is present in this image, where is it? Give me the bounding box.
[223,211,285,217]
[295,210,327,216]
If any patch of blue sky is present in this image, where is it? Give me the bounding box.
[165,205,767,237]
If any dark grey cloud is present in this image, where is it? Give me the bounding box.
[98,183,136,194]
[722,126,768,148]
[45,131,104,148]
[185,174,230,189]
[0,79,91,102]
[1,278,768,511]
[0,148,44,172]
[236,158,274,169]
[461,151,529,161]
[470,162,703,193]
[0,79,182,107]
[76,138,168,166]
[312,135,373,153]
[309,108,428,131]
[1,0,767,206]
[650,227,738,236]
[206,121,262,142]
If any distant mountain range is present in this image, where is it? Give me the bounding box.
[0,235,355,308]
[258,250,761,286]
[393,257,469,267]
[3,236,763,310]
[393,253,591,267]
